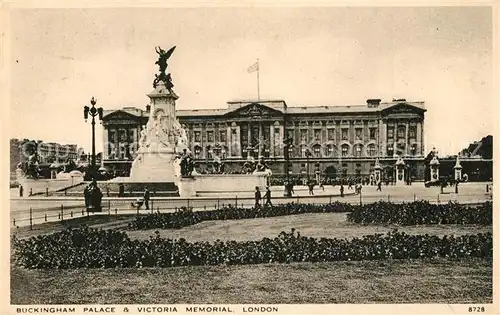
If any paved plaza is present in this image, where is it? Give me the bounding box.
[10,182,493,228]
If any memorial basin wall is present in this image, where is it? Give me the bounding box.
[17,176,84,196]
[193,173,268,197]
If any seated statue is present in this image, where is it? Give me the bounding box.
[23,154,40,179]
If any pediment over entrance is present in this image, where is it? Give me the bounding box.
[224,102,284,118]
[382,103,426,117]
[103,110,142,121]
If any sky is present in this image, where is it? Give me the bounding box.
[8,6,493,155]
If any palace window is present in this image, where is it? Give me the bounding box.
[387,127,394,139]
[341,144,349,157]
[194,146,201,159]
[213,147,221,157]
[207,131,214,142]
[251,126,260,146]
[396,142,406,156]
[220,131,227,143]
[314,129,321,141]
[301,146,307,157]
[119,129,126,142]
[369,128,377,140]
[300,129,308,142]
[327,128,335,141]
[387,145,394,156]
[206,146,212,159]
[354,145,362,157]
[410,143,417,156]
[263,148,270,158]
[313,144,321,157]
[355,128,363,141]
[341,128,349,141]
[409,126,417,139]
[397,125,406,140]
[109,131,116,143]
[194,131,201,142]
[368,144,377,157]
[326,145,336,157]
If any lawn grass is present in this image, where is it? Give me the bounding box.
[11,258,492,304]
[126,213,492,242]
[11,212,493,304]
[11,214,136,239]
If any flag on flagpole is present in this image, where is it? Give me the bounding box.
[247,61,259,73]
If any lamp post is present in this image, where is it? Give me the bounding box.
[283,136,293,197]
[305,148,313,182]
[83,97,103,180]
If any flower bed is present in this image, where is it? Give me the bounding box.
[128,201,492,230]
[346,201,492,225]
[12,227,492,269]
[129,202,356,230]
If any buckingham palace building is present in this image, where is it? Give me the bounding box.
[101,98,427,181]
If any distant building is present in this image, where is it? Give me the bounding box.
[10,138,80,172]
[37,142,78,163]
[101,98,428,181]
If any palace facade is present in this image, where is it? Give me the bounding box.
[101,98,427,180]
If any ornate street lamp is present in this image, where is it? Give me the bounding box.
[283,136,293,197]
[305,148,313,182]
[83,97,103,179]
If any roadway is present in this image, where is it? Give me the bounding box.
[10,182,493,227]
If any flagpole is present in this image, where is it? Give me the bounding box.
[257,59,260,100]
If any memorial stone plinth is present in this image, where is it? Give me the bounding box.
[129,80,186,183]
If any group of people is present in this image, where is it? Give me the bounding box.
[254,186,273,208]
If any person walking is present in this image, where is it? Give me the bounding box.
[340,184,344,197]
[118,183,124,197]
[308,181,315,195]
[143,187,150,210]
[264,186,273,207]
[377,181,382,192]
[319,179,325,191]
[254,186,262,209]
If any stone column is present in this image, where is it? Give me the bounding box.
[420,121,425,156]
[126,126,131,159]
[247,122,251,151]
[114,127,119,158]
[379,120,386,157]
[102,124,109,160]
[269,124,274,157]
[236,124,241,157]
[279,123,284,157]
[227,125,232,157]
[416,122,422,157]
[349,121,354,143]
[258,122,263,157]
[405,122,409,156]
[202,124,206,158]
[363,120,369,142]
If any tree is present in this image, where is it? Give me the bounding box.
[460,135,492,159]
